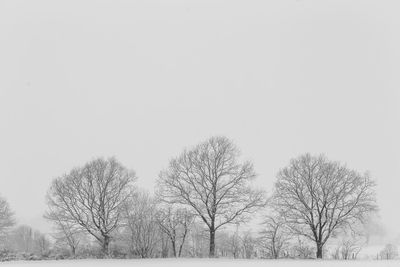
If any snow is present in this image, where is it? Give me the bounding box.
[1,258,400,267]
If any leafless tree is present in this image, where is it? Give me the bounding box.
[241,231,255,259]
[339,238,362,260]
[215,231,230,257]
[11,225,34,253]
[228,226,241,258]
[45,210,84,257]
[335,227,366,260]
[0,195,15,239]
[271,154,377,258]
[292,237,314,259]
[157,136,265,257]
[122,190,159,258]
[9,225,48,256]
[258,214,290,259]
[45,157,136,257]
[159,231,170,258]
[186,221,208,257]
[33,230,50,256]
[156,206,194,257]
[380,244,398,260]
[331,246,341,260]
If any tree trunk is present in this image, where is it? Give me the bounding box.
[161,236,169,258]
[178,229,188,257]
[71,246,76,257]
[316,242,323,259]
[273,250,278,259]
[102,236,110,258]
[209,228,216,258]
[172,240,177,257]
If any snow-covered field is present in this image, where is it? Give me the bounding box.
[1,259,400,267]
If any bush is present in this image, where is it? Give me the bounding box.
[0,249,17,262]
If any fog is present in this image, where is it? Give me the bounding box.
[0,0,399,240]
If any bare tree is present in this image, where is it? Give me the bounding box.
[156,206,194,257]
[45,157,136,257]
[8,225,49,256]
[159,231,170,258]
[331,246,341,260]
[258,214,290,259]
[335,226,366,260]
[271,154,377,258]
[380,244,398,260]
[45,210,83,257]
[157,136,265,257]
[292,237,314,259]
[215,231,230,257]
[0,196,15,239]
[187,221,208,257]
[228,226,241,258]
[241,231,255,259]
[11,225,34,253]
[339,238,362,260]
[33,230,50,256]
[122,190,159,258]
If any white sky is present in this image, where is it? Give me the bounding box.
[0,0,399,237]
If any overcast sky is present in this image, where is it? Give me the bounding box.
[0,0,399,237]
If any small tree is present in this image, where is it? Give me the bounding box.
[272,154,377,258]
[215,231,230,257]
[45,211,84,257]
[157,136,265,257]
[122,190,159,258]
[380,244,398,260]
[228,226,241,258]
[0,196,15,239]
[159,231,170,258]
[46,157,136,257]
[11,225,34,253]
[258,214,290,259]
[187,221,208,258]
[156,206,194,257]
[241,231,255,259]
[293,237,314,259]
[33,231,50,256]
[340,238,362,260]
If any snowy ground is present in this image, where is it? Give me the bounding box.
[1,258,400,267]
